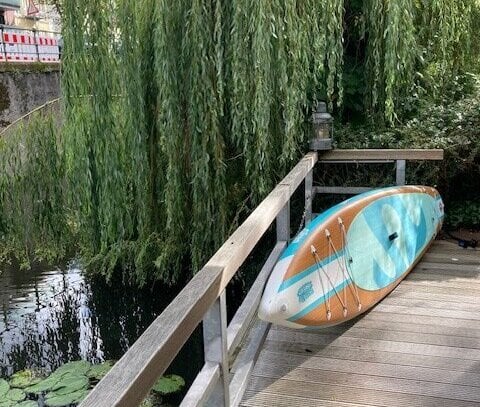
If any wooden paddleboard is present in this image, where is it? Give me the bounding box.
[258,186,444,328]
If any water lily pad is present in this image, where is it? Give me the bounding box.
[0,379,9,396]
[24,373,63,394]
[139,397,155,407]
[17,401,38,407]
[10,370,43,389]
[151,374,185,395]
[45,388,89,407]
[87,361,115,380]
[6,388,26,401]
[53,361,91,377]
[49,375,89,396]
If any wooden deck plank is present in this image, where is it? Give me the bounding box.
[371,303,480,321]
[242,241,480,406]
[261,340,479,373]
[268,327,480,352]
[272,312,480,338]
[421,253,480,266]
[255,350,480,387]
[388,285,480,304]
[400,279,480,291]
[241,392,372,407]
[390,282,480,298]
[414,262,480,275]
[271,324,480,348]
[379,296,480,313]
[242,377,480,407]
[251,364,480,402]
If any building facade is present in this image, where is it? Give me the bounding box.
[0,0,60,33]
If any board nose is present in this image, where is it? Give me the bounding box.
[258,296,277,323]
[258,294,291,324]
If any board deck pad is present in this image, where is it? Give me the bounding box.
[258,186,444,328]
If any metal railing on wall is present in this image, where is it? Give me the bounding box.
[0,24,61,63]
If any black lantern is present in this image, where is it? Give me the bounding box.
[310,101,333,151]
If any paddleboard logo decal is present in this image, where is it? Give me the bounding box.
[297,282,314,303]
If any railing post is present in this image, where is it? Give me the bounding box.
[203,290,230,406]
[33,29,40,62]
[396,160,406,186]
[305,170,313,226]
[0,27,6,62]
[276,200,290,242]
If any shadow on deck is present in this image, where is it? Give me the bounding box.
[241,240,480,407]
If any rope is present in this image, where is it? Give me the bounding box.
[325,229,348,317]
[310,243,347,320]
[335,218,362,311]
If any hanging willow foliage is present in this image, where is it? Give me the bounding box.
[1,0,480,285]
[416,0,476,96]
[0,110,67,267]
[364,0,416,123]
[363,0,480,123]
[60,0,347,282]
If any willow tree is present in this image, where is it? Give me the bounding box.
[416,0,477,97]
[1,0,479,285]
[362,0,480,123]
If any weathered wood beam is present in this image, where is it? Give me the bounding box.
[313,186,374,195]
[180,363,220,407]
[227,241,286,356]
[229,320,270,407]
[320,149,444,161]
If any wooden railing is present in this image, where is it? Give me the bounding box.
[80,148,443,407]
[80,152,318,407]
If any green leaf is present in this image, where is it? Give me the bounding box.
[24,374,62,394]
[9,370,43,389]
[49,375,89,396]
[139,396,155,407]
[53,361,91,377]
[87,361,115,380]
[45,389,89,407]
[6,388,26,402]
[17,401,38,407]
[151,374,185,395]
[0,379,9,397]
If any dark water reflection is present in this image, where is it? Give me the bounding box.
[0,261,203,391]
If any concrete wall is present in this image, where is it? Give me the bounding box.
[0,65,60,129]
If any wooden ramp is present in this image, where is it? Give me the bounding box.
[241,240,480,407]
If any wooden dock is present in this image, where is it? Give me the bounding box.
[81,149,466,407]
[241,239,480,407]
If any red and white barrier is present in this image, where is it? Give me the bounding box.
[0,42,5,62]
[0,27,61,63]
[4,30,20,61]
[36,34,60,62]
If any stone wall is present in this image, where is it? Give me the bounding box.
[0,65,60,130]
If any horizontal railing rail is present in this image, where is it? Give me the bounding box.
[315,148,444,193]
[319,148,444,161]
[0,24,60,35]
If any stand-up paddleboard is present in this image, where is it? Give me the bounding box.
[259,186,444,328]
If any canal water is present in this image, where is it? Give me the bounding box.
[0,260,203,399]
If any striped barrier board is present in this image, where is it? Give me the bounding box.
[1,28,60,63]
